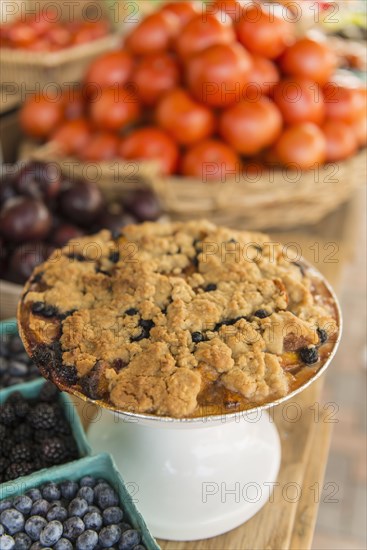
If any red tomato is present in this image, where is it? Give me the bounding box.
[134,52,180,106]
[63,89,85,120]
[20,94,64,139]
[280,38,336,86]
[236,5,295,59]
[175,14,235,61]
[186,42,252,107]
[206,1,245,23]
[181,139,241,181]
[119,127,179,175]
[274,123,326,170]
[46,25,72,48]
[161,2,199,27]
[79,132,120,161]
[25,38,51,52]
[72,26,97,45]
[51,119,91,156]
[350,116,367,147]
[219,97,282,155]
[273,78,325,125]
[83,21,110,40]
[26,11,56,35]
[7,22,38,48]
[248,55,280,96]
[156,88,216,146]
[125,11,180,55]
[90,87,140,131]
[84,51,133,91]
[324,83,367,122]
[322,120,358,162]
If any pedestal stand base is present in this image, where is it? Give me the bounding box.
[88,410,280,541]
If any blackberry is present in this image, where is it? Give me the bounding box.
[39,382,60,402]
[1,439,13,457]
[0,403,16,426]
[13,423,32,443]
[29,403,58,429]
[0,456,9,473]
[13,443,33,463]
[299,347,319,365]
[41,438,68,464]
[0,423,7,440]
[13,399,30,419]
[5,462,34,480]
[34,428,55,443]
[53,416,71,436]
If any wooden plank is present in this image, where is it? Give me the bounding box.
[289,409,333,550]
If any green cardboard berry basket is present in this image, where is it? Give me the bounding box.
[0,452,161,550]
[0,318,43,398]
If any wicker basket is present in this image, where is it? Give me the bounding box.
[1,0,121,92]
[148,148,367,230]
[29,141,367,229]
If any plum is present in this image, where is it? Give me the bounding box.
[0,197,52,242]
[59,179,104,227]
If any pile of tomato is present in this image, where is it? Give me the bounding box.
[0,8,110,51]
[19,1,367,180]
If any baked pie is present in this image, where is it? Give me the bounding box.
[18,221,339,418]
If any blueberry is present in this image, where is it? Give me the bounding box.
[96,487,119,510]
[204,283,217,292]
[8,361,28,378]
[60,481,79,500]
[254,309,270,319]
[125,309,138,316]
[0,534,15,549]
[46,504,67,522]
[0,509,25,535]
[119,523,132,533]
[30,500,49,517]
[68,498,89,517]
[0,525,3,536]
[25,489,42,503]
[39,520,63,546]
[191,332,203,343]
[54,538,73,550]
[317,328,328,344]
[80,476,97,488]
[13,496,32,515]
[99,524,121,547]
[133,546,146,550]
[118,529,141,550]
[31,302,45,315]
[0,500,12,513]
[84,511,103,531]
[109,251,120,264]
[29,544,44,550]
[77,486,94,505]
[24,516,47,541]
[76,529,98,550]
[299,347,319,365]
[103,507,123,526]
[63,516,85,540]
[13,532,31,549]
[0,357,8,374]
[87,505,100,514]
[42,483,61,501]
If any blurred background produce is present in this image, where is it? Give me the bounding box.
[0,161,161,284]
[16,0,366,182]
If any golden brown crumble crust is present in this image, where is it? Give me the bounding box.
[18,221,338,418]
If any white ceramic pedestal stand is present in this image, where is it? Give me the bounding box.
[88,409,281,541]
